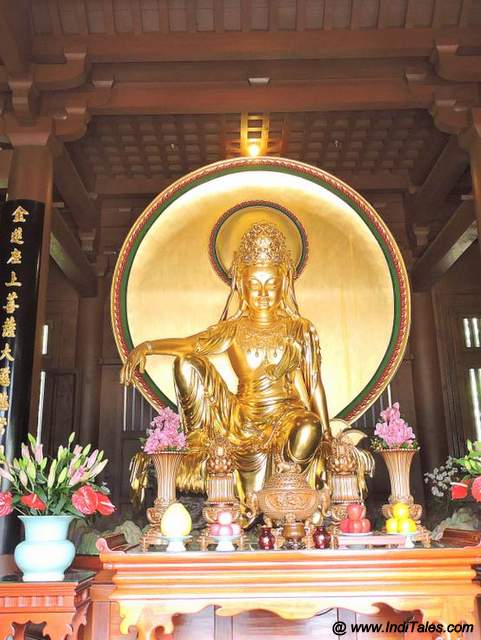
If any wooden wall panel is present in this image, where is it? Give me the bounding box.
[45,262,80,370]
[41,260,81,451]
[173,607,215,639]
[231,609,338,638]
[44,302,79,370]
[99,605,453,640]
[98,363,124,507]
[42,371,79,455]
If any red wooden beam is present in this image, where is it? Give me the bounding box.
[32,27,480,64]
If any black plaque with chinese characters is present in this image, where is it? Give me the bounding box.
[0,199,45,553]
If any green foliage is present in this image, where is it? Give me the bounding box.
[455,439,481,477]
[371,436,419,452]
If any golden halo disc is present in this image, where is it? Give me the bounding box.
[211,202,307,281]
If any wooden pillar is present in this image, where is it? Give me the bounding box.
[75,273,105,448]
[467,131,481,250]
[459,110,481,262]
[0,145,53,553]
[410,292,448,474]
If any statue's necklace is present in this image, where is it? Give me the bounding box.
[237,317,286,359]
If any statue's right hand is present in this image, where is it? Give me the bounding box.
[120,342,149,385]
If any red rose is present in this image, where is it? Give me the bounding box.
[20,493,46,511]
[471,477,481,502]
[95,492,116,516]
[72,485,98,515]
[0,491,13,517]
[451,482,469,500]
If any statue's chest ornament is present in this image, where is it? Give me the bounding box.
[236,318,286,361]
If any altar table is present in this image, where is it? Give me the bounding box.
[0,556,93,640]
[98,542,481,640]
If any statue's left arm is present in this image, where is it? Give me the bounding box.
[296,320,332,439]
[309,372,331,439]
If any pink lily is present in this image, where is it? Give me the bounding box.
[34,443,44,463]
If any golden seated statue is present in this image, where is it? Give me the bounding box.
[121,222,333,507]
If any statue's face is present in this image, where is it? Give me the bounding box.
[241,264,284,313]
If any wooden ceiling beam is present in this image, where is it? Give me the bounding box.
[54,145,97,230]
[408,136,469,224]
[32,27,480,64]
[411,197,477,291]
[43,79,445,115]
[0,0,31,76]
[91,57,431,84]
[94,171,409,196]
[50,207,97,298]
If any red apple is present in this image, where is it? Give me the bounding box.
[340,519,351,533]
[349,520,363,533]
[360,518,371,533]
[231,523,241,536]
[347,503,364,521]
[217,511,233,525]
[210,523,221,536]
[218,524,233,536]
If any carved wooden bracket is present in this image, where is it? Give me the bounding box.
[433,44,481,83]
[430,99,471,135]
[0,48,90,124]
[34,48,91,92]
[0,103,92,148]
[458,106,481,152]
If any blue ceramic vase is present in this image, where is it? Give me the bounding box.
[14,515,75,582]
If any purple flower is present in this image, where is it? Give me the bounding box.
[142,408,186,453]
[33,444,44,464]
[86,449,99,468]
[68,466,86,486]
[374,403,416,448]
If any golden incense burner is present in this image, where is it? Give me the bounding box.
[247,462,330,526]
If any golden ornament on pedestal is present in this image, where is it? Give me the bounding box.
[202,437,240,524]
[380,448,423,522]
[322,419,375,522]
[198,437,247,551]
[247,461,330,548]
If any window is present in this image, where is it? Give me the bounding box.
[460,317,481,440]
[436,297,481,456]
[463,317,481,349]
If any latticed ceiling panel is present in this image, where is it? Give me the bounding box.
[31,0,481,35]
[277,110,435,172]
[68,109,437,185]
[70,115,237,184]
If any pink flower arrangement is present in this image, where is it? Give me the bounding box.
[142,407,187,454]
[0,433,115,517]
[372,402,418,451]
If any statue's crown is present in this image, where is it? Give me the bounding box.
[233,222,292,269]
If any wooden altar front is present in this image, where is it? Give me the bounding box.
[96,543,481,640]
